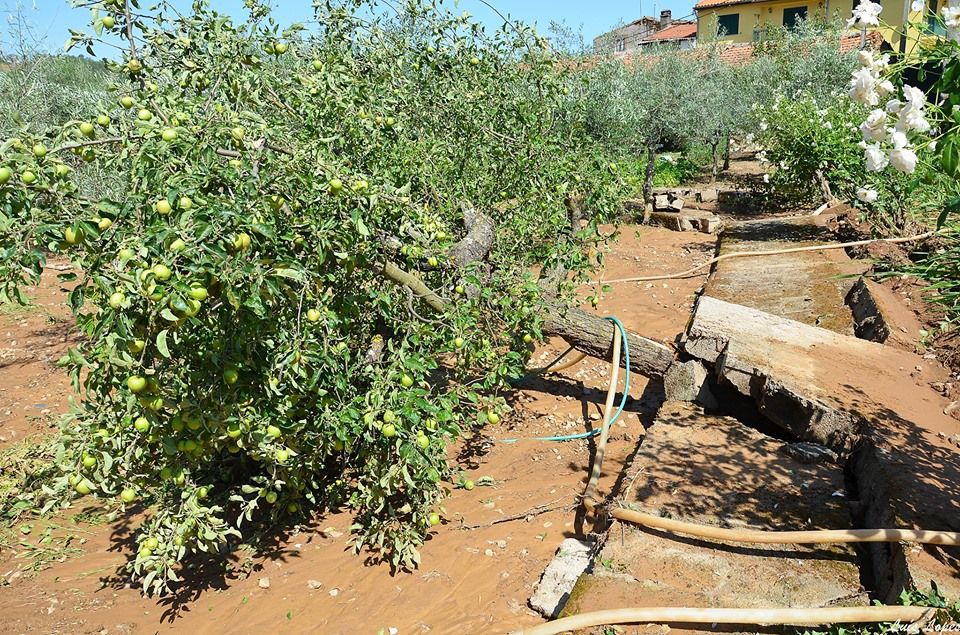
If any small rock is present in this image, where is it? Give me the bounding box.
[781,441,837,464]
[258,577,271,589]
[329,587,340,597]
[306,580,323,590]
[484,549,495,557]
[944,401,960,419]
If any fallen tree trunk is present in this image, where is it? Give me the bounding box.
[542,306,674,378]
[379,202,677,379]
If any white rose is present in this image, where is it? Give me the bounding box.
[897,105,931,133]
[848,0,883,27]
[888,129,909,149]
[943,6,960,28]
[860,109,888,141]
[889,146,918,173]
[864,143,889,171]
[857,187,879,203]
[902,85,927,109]
[848,68,880,106]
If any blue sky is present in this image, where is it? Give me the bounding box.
[6,0,697,56]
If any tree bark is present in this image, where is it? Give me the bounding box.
[449,204,495,267]
[542,305,675,378]
[643,143,658,205]
[723,135,731,171]
[381,261,446,312]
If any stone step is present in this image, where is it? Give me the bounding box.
[704,215,869,335]
[683,295,960,602]
[561,403,866,632]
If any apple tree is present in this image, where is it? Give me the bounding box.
[0,0,621,593]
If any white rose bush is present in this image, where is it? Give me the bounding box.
[846,1,960,226]
[757,1,959,232]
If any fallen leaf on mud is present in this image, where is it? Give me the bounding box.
[306,580,322,590]
[321,527,344,539]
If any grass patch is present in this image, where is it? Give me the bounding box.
[652,155,701,188]
[0,434,59,524]
[792,587,960,634]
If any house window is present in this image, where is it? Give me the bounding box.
[717,13,740,35]
[615,38,626,52]
[783,6,807,29]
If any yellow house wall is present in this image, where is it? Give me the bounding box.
[696,0,929,53]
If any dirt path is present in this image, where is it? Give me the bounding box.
[0,226,715,634]
[0,262,78,449]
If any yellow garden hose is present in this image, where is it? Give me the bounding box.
[511,606,935,635]
[581,324,622,511]
[526,349,589,376]
[609,507,960,546]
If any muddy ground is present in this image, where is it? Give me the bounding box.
[0,227,715,634]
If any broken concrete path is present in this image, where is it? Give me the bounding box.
[684,295,960,601]
[685,295,959,449]
[847,277,924,351]
[704,215,869,334]
[562,403,865,628]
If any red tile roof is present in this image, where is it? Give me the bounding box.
[708,32,883,65]
[694,0,763,10]
[643,22,698,42]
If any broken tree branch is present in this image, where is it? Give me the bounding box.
[459,497,573,530]
[380,260,446,312]
[376,207,676,378]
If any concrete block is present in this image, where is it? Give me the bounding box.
[663,359,719,409]
[529,538,596,618]
[698,216,721,234]
[846,277,922,351]
[697,188,718,203]
[668,198,685,212]
[653,194,670,211]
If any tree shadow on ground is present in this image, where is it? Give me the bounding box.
[98,502,329,623]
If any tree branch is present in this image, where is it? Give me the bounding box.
[381,260,447,313]
[449,202,495,268]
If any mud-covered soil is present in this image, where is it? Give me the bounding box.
[0,226,714,635]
